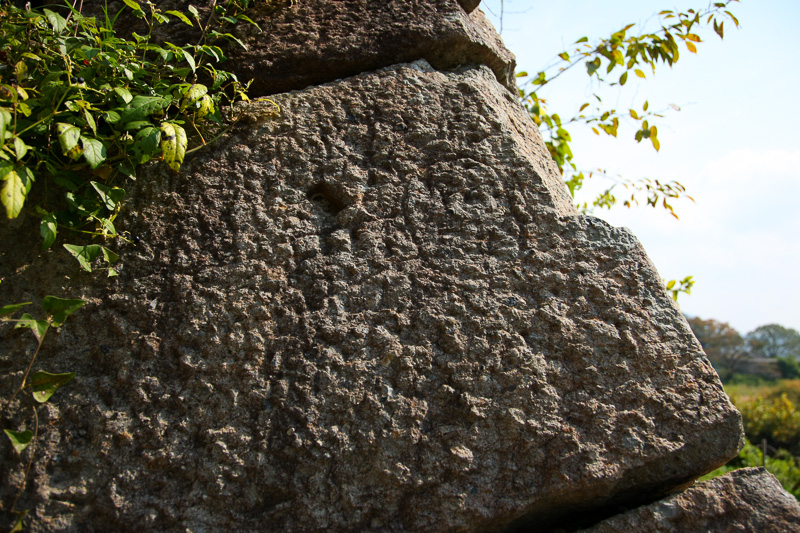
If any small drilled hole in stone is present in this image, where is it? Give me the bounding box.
[307,182,346,214]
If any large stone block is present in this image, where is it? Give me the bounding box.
[90,0,516,97]
[582,468,800,532]
[0,60,742,531]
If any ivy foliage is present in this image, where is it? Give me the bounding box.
[1,1,290,526]
[516,1,740,218]
[0,0,263,269]
[1,292,84,528]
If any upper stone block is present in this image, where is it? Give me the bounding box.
[97,0,516,97]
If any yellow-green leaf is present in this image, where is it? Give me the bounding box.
[122,0,142,11]
[634,69,646,78]
[652,138,661,151]
[1,163,30,219]
[14,61,27,82]
[165,10,193,25]
[0,110,11,147]
[180,84,208,112]
[13,137,27,161]
[56,123,80,156]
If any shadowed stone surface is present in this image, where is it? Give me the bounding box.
[582,468,800,532]
[458,0,482,12]
[90,0,516,97]
[0,60,742,531]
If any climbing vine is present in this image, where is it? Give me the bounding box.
[517,1,740,218]
[1,1,288,528]
[0,292,84,531]
[0,0,269,266]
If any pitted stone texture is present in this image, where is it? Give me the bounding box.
[582,468,800,532]
[0,62,742,531]
[93,0,515,97]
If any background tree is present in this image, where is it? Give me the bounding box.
[686,316,747,380]
[747,324,800,360]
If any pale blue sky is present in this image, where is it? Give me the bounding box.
[481,0,800,335]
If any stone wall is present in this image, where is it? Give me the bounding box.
[0,1,757,531]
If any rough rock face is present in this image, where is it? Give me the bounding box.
[230,0,517,96]
[0,59,742,531]
[583,468,800,532]
[92,0,516,97]
[0,2,744,532]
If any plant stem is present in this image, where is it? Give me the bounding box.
[3,330,47,413]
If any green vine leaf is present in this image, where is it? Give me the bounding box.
[15,313,49,341]
[81,137,107,169]
[101,246,119,265]
[63,243,118,273]
[39,209,58,249]
[42,8,68,33]
[131,126,161,163]
[0,302,32,316]
[90,182,125,211]
[13,137,28,161]
[4,429,33,453]
[113,87,133,104]
[120,95,172,125]
[63,243,102,271]
[0,0,268,250]
[181,83,209,112]
[42,296,84,327]
[31,371,76,403]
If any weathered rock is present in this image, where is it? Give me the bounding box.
[91,0,516,97]
[458,0,482,13]
[0,59,742,531]
[582,468,800,532]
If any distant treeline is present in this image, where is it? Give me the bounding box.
[686,316,800,382]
